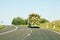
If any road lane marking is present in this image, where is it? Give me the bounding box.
[47,29,60,34]
[0,26,17,35]
[31,30,32,32]
[23,30,33,40]
[23,34,31,40]
[41,28,60,34]
[27,34,30,36]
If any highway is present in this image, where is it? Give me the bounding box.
[0,25,60,40]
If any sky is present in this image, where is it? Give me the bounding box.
[0,0,60,25]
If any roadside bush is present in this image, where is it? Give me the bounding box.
[0,25,4,29]
[39,18,49,23]
[12,17,28,25]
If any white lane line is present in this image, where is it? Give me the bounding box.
[31,30,32,32]
[27,34,30,36]
[23,34,31,40]
[41,28,60,34]
[0,26,17,35]
[23,30,32,40]
[47,29,60,34]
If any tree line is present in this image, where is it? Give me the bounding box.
[12,13,49,25]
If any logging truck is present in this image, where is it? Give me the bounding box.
[28,14,40,28]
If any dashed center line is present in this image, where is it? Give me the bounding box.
[31,30,32,32]
[27,34,30,36]
[23,30,33,40]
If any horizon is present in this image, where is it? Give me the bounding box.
[0,0,60,25]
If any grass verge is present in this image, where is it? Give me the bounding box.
[0,25,4,29]
[40,23,60,33]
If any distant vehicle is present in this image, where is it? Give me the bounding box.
[28,23,39,28]
[28,14,40,28]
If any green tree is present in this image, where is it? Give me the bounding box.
[12,17,28,25]
[40,18,49,23]
[24,19,28,25]
[12,17,24,25]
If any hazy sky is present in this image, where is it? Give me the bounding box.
[0,0,60,25]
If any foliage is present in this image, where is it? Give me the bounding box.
[12,17,28,25]
[39,18,49,23]
[0,25,4,29]
[12,13,49,26]
[47,20,60,32]
[24,19,28,25]
[52,20,60,27]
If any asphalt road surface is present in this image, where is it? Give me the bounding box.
[0,25,60,40]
